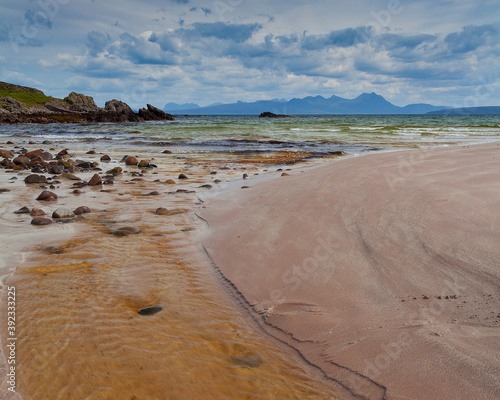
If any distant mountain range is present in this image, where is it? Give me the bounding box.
[163,92,450,115]
[427,106,500,115]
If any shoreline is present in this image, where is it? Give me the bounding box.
[199,142,500,400]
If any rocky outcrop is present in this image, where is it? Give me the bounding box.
[259,111,296,118]
[105,99,135,115]
[64,92,100,112]
[138,104,175,121]
[0,81,175,124]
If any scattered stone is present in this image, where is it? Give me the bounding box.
[88,173,102,186]
[138,160,150,168]
[106,167,122,175]
[48,164,62,175]
[281,172,290,177]
[13,156,29,165]
[41,246,64,254]
[241,186,250,189]
[72,190,82,194]
[110,227,141,236]
[86,150,96,154]
[176,189,189,193]
[0,149,14,159]
[155,207,171,215]
[14,207,31,214]
[24,174,47,184]
[31,217,53,225]
[178,173,188,179]
[72,206,91,216]
[210,171,217,175]
[39,152,53,161]
[60,173,81,181]
[30,208,46,216]
[165,179,176,184]
[52,208,76,219]
[100,154,111,162]
[214,179,221,183]
[162,150,172,154]
[124,156,138,166]
[0,188,11,193]
[138,305,163,316]
[199,184,213,189]
[36,190,58,201]
[77,161,95,169]
[146,191,160,196]
[243,174,249,179]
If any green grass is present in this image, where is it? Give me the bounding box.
[0,89,55,106]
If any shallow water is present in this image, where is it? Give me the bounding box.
[0,149,339,399]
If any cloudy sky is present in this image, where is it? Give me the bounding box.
[1,0,499,109]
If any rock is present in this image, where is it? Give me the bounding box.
[13,156,29,165]
[52,208,75,219]
[165,179,176,184]
[146,191,160,196]
[106,167,122,175]
[41,246,64,254]
[162,150,172,154]
[138,305,162,316]
[86,150,96,155]
[0,149,14,159]
[24,174,47,184]
[178,173,188,179]
[259,111,296,118]
[155,207,170,215]
[138,160,149,168]
[105,99,135,115]
[88,173,102,186]
[48,164,62,175]
[64,92,100,112]
[60,173,81,181]
[31,217,53,225]
[124,156,138,166]
[110,227,141,236]
[243,174,249,179]
[100,154,111,162]
[73,206,91,215]
[199,184,213,189]
[14,207,31,214]
[77,161,96,169]
[36,190,57,201]
[39,152,53,161]
[281,172,290,177]
[30,208,46,216]
[137,104,175,121]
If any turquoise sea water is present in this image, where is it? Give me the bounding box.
[1,114,500,160]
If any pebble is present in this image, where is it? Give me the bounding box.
[281,173,290,177]
[138,160,150,168]
[162,150,172,154]
[243,174,249,179]
[60,173,81,181]
[52,208,75,219]
[74,206,91,215]
[146,191,160,196]
[0,188,11,193]
[30,208,46,216]
[138,305,162,316]
[36,190,58,201]
[106,167,122,175]
[88,173,102,186]
[155,207,171,215]
[100,155,111,162]
[110,227,141,236]
[165,179,176,184]
[31,217,53,225]
[24,174,47,184]
[178,173,188,179]
[199,184,213,189]
[86,150,96,154]
[48,165,62,175]
[14,207,31,214]
[124,156,138,166]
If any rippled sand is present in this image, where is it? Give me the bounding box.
[0,146,338,399]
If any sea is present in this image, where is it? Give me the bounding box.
[2,114,500,160]
[0,114,499,400]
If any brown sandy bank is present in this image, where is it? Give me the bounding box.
[200,143,500,400]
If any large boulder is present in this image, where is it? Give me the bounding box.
[138,104,174,121]
[105,99,135,115]
[64,92,99,112]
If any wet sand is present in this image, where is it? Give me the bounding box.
[0,146,339,399]
[200,143,500,400]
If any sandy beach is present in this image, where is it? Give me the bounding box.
[200,143,500,400]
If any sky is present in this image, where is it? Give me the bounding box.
[0,0,499,109]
